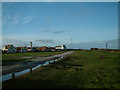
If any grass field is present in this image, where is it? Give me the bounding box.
[2,51,65,66]
[2,50,120,88]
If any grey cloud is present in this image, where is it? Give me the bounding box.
[35,39,55,44]
[53,31,65,34]
[42,30,50,32]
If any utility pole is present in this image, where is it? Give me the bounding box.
[71,38,73,49]
[106,42,108,49]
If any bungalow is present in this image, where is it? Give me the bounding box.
[36,46,48,51]
[27,47,32,52]
[49,47,56,51]
[2,45,16,53]
[36,47,41,52]
[16,47,27,53]
[40,46,48,51]
[27,47,37,52]
[32,47,37,52]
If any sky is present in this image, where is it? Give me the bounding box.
[2,2,118,49]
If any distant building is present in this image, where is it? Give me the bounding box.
[0,49,2,54]
[16,47,27,53]
[90,48,98,50]
[55,45,66,50]
[2,45,16,53]
[32,47,37,52]
[49,47,56,51]
[27,47,32,52]
[36,47,41,52]
[39,46,48,51]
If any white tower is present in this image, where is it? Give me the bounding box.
[30,42,32,49]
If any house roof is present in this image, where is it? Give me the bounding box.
[49,47,55,49]
[55,46,62,47]
[5,45,14,49]
[16,47,23,50]
[36,46,48,50]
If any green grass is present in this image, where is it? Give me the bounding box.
[2,51,64,57]
[2,50,120,88]
[2,51,64,65]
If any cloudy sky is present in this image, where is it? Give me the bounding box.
[2,2,118,49]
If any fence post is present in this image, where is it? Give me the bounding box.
[12,73,15,79]
[41,63,43,67]
[49,60,50,64]
[30,68,32,74]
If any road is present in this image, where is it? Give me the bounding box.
[2,51,74,75]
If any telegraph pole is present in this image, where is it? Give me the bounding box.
[106,42,108,49]
[71,38,73,49]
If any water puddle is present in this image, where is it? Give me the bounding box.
[1,57,63,82]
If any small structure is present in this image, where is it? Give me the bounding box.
[40,46,48,51]
[32,47,37,52]
[0,49,2,54]
[27,47,37,52]
[2,45,16,53]
[27,47,32,52]
[16,47,27,53]
[90,48,98,50]
[49,47,56,51]
[36,47,41,52]
[55,45,66,50]
[36,46,48,51]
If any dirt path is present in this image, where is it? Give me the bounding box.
[2,51,74,75]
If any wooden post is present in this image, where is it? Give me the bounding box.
[54,58,55,62]
[30,68,32,74]
[12,73,15,79]
[49,60,50,64]
[41,63,43,67]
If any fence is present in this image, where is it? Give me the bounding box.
[1,51,74,82]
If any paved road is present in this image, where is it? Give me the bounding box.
[2,51,74,75]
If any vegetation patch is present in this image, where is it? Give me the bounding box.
[2,50,120,88]
[2,52,64,66]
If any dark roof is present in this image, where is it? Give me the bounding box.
[5,45,14,49]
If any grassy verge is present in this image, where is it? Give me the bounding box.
[2,50,120,88]
[2,51,65,66]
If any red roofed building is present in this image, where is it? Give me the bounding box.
[36,46,48,51]
[2,45,16,53]
[16,47,27,53]
[49,47,56,51]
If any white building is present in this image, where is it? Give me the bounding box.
[55,45,66,50]
[2,45,16,53]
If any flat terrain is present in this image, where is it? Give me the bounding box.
[3,50,120,88]
[2,52,65,66]
[2,51,73,75]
